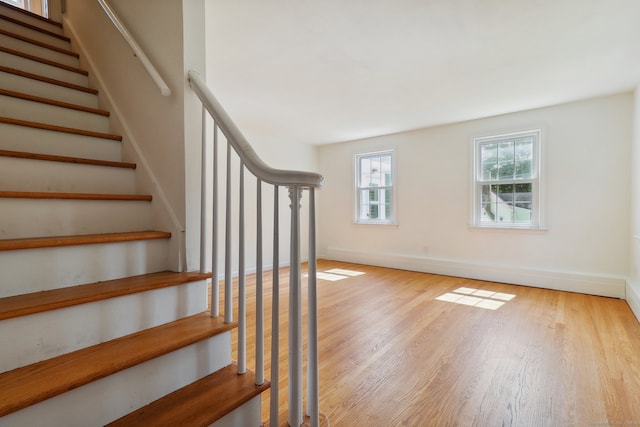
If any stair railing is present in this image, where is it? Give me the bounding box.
[188,70,324,427]
[96,0,171,96]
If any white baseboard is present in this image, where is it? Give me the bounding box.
[626,280,640,323]
[324,247,626,299]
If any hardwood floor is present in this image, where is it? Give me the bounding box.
[214,260,640,427]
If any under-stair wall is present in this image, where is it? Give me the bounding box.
[62,0,208,272]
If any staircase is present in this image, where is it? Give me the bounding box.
[0,3,268,426]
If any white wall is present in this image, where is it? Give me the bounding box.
[628,87,640,319]
[203,2,319,274]
[46,0,62,20]
[63,0,319,274]
[63,0,205,271]
[183,0,206,272]
[318,93,633,297]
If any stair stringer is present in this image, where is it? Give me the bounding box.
[62,16,187,273]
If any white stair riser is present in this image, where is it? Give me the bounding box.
[0,239,170,297]
[0,70,98,108]
[0,157,136,194]
[0,199,152,239]
[0,21,70,50]
[0,33,79,68]
[0,122,122,162]
[211,397,262,427]
[0,21,69,51]
[0,280,208,373]
[0,49,88,86]
[0,93,109,133]
[0,18,71,50]
[0,333,232,427]
[0,10,65,37]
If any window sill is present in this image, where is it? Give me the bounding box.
[469,224,548,232]
[353,220,398,228]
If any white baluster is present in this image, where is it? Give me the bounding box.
[256,179,265,385]
[224,142,233,323]
[187,71,326,427]
[270,187,280,427]
[211,125,219,317]
[288,187,303,427]
[307,188,320,426]
[200,107,208,275]
[238,162,246,374]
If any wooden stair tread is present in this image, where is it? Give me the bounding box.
[0,312,237,417]
[0,88,109,116]
[0,116,123,141]
[0,2,63,29]
[0,149,136,169]
[0,271,211,321]
[0,27,79,57]
[0,191,151,201]
[108,364,270,427]
[0,14,66,41]
[0,64,98,94]
[0,45,87,75]
[0,230,171,252]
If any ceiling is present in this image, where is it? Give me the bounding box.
[208,0,640,146]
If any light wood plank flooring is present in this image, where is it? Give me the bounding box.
[214,260,640,427]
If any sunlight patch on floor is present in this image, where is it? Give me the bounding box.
[306,268,366,282]
[314,272,350,281]
[324,268,365,277]
[436,287,516,310]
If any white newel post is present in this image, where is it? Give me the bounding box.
[288,187,303,427]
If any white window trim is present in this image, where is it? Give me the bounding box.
[353,149,398,225]
[471,129,545,229]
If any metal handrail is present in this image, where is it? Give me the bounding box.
[97,0,171,96]
[187,70,324,188]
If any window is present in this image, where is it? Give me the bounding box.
[355,151,395,224]
[473,130,541,228]
[0,0,49,17]
[1,0,25,7]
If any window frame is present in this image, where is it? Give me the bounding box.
[354,149,397,225]
[1,0,25,7]
[472,129,543,229]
